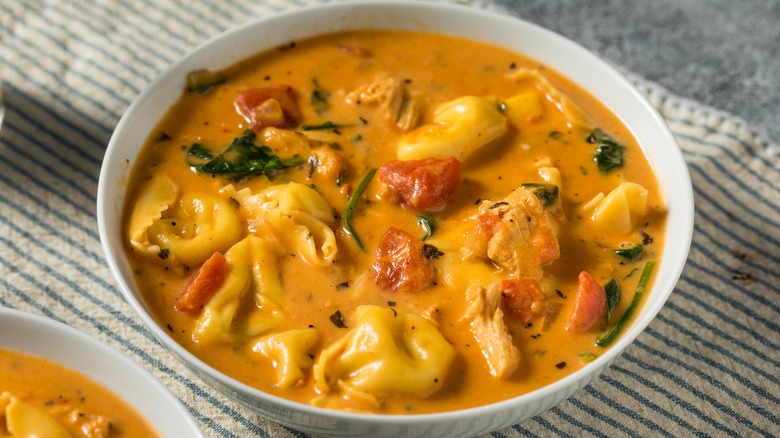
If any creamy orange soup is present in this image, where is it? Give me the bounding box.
[0,348,158,437]
[123,31,665,414]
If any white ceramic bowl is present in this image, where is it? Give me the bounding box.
[97,2,694,437]
[0,307,204,437]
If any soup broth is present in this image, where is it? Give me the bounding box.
[123,31,665,414]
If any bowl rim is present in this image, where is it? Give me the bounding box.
[97,0,694,428]
[0,306,204,436]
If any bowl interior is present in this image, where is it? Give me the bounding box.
[97,1,693,435]
[0,308,203,437]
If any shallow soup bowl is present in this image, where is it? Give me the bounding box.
[0,307,204,437]
[97,1,694,436]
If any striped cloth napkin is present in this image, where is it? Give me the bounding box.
[1,1,777,437]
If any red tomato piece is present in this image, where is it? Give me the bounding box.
[372,227,435,293]
[499,278,547,325]
[531,223,560,265]
[476,213,503,237]
[174,252,228,313]
[379,156,462,211]
[234,84,301,129]
[566,271,606,332]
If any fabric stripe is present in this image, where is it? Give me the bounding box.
[1,58,119,131]
[565,397,641,437]
[687,158,780,231]
[634,338,778,423]
[582,385,672,437]
[4,82,110,153]
[610,364,739,436]
[645,324,779,409]
[670,286,780,356]
[665,116,780,175]
[622,353,776,433]
[2,124,98,199]
[0,166,97,238]
[5,101,103,170]
[549,406,609,437]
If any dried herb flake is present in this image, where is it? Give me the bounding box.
[329,310,347,329]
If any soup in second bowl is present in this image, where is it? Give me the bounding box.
[0,348,159,437]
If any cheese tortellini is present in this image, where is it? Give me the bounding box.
[397,96,507,161]
[586,182,649,234]
[502,90,545,125]
[193,235,285,344]
[508,68,596,131]
[127,174,179,258]
[253,328,318,389]
[127,174,243,267]
[1,392,71,438]
[313,305,455,404]
[223,182,338,266]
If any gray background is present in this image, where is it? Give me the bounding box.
[492,0,780,143]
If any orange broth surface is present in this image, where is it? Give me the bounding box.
[0,348,158,437]
[123,31,665,414]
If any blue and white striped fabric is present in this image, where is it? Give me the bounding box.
[1,1,778,437]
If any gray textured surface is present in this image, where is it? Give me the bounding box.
[492,0,780,142]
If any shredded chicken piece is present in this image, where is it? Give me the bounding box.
[396,98,421,131]
[462,283,520,379]
[345,77,420,130]
[66,409,111,438]
[467,186,560,280]
[346,77,402,113]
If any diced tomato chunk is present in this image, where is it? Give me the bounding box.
[379,156,461,212]
[234,84,301,129]
[175,252,228,313]
[499,278,547,325]
[476,213,503,237]
[566,271,606,332]
[372,227,435,293]
[532,224,560,265]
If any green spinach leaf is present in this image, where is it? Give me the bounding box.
[614,244,644,261]
[521,183,559,207]
[417,215,436,241]
[343,168,377,251]
[590,129,625,173]
[310,77,331,115]
[597,261,654,347]
[300,121,345,131]
[604,278,621,320]
[187,130,303,180]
